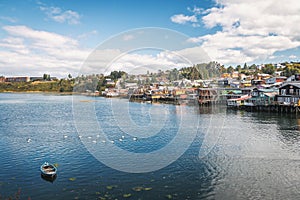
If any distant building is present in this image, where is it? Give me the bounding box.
[5,76,30,82]
[30,77,44,82]
[265,77,287,84]
[286,74,300,82]
[231,71,239,79]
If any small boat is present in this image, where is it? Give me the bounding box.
[40,162,57,177]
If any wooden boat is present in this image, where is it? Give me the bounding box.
[40,162,57,177]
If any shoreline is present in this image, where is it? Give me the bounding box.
[0,91,78,95]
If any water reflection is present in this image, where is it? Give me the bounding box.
[41,174,57,183]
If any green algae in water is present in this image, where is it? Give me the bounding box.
[132,186,143,192]
[143,187,152,191]
[53,163,59,168]
[106,185,117,190]
[123,193,132,198]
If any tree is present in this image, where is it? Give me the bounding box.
[262,64,275,75]
[109,71,127,81]
[243,63,248,70]
[283,64,300,77]
[43,74,50,81]
[236,65,242,72]
[227,66,234,73]
[249,64,257,70]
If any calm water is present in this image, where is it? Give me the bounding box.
[0,93,300,199]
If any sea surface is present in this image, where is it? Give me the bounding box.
[0,93,299,199]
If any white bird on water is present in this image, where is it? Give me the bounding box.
[27,138,32,143]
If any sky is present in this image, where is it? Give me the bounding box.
[0,0,300,77]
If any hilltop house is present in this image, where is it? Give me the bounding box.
[265,77,287,84]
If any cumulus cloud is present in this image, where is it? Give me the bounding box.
[78,30,98,40]
[170,14,197,24]
[83,46,204,75]
[40,6,81,25]
[0,26,206,77]
[188,0,300,65]
[289,55,297,59]
[123,34,134,41]
[0,25,90,77]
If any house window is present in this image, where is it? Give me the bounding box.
[296,89,300,96]
[281,89,286,95]
[289,89,294,95]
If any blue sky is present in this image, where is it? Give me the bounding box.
[0,0,299,77]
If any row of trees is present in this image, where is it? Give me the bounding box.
[0,79,74,92]
[220,62,300,77]
[74,71,127,92]
[179,62,221,80]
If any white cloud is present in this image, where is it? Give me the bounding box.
[123,34,134,41]
[0,25,90,77]
[188,0,300,65]
[104,51,192,75]
[0,26,211,77]
[170,14,197,24]
[78,30,98,40]
[187,6,205,15]
[40,6,81,25]
[3,25,78,48]
[289,55,297,59]
[0,37,29,55]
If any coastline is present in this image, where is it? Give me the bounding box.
[0,90,78,95]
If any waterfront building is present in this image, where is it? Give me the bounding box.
[244,88,278,106]
[198,88,219,105]
[276,83,300,105]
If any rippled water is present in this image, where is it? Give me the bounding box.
[0,93,299,199]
